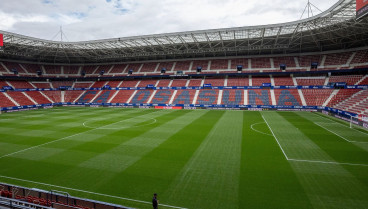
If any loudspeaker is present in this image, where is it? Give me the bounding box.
[12,69,18,75]
[100,70,105,75]
[237,65,243,71]
[196,66,202,72]
[280,64,286,70]
[128,69,133,74]
[161,68,166,73]
[81,71,85,76]
[37,70,42,76]
[311,62,318,69]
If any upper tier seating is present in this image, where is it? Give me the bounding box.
[44,65,62,74]
[158,62,175,72]
[109,64,128,74]
[174,61,191,71]
[63,66,80,74]
[324,52,352,66]
[191,60,209,71]
[140,62,158,72]
[231,58,249,70]
[210,59,228,70]
[273,56,297,68]
[251,58,271,69]
[3,62,26,73]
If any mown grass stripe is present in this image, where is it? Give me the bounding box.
[277,112,368,209]
[162,110,240,209]
[240,111,312,209]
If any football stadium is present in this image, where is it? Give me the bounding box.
[0,0,368,208]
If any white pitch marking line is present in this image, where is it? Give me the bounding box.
[288,158,368,167]
[83,117,157,130]
[250,122,273,136]
[0,110,160,159]
[261,114,289,160]
[313,113,368,136]
[0,175,188,209]
[314,122,368,144]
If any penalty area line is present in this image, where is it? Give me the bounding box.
[314,122,368,144]
[288,159,368,167]
[0,175,188,209]
[313,113,368,136]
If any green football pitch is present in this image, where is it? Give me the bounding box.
[0,107,368,209]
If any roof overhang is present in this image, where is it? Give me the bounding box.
[1,0,368,63]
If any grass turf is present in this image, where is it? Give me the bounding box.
[0,107,367,209]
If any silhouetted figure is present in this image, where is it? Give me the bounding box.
[152,193,159,209]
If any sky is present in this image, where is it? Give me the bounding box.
[0,0,339,42]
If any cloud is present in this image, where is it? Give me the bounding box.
[0,0,339,41]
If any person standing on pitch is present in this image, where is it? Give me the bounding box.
[152,193,159,209]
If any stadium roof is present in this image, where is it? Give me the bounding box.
[0,0,367,64]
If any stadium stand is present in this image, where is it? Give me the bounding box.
[227,77,249,86]
[204,78,225,86]
[174,61,191,71]
[302,89,334,106]
[251,58,271,69]
[231,58,248,70]
[221,89,244,105]
[7,91,35,106]
[248,89,272,105]
[274,89,302,106]
[325,52,353,66]
[44,65,62,74]
[196,89,220,105]
[63,65,80,75]
[171,79,188,87]
[188,79,203,87]
[0,183,132,209]
[140,62,158,72]
[273,77,294,86]
[158,62,175,72]
[191,60,209,71]
[0,92,16,107]
[172,90,196,104]
[252,77,271,86]
[295,77,326,86]
[110,90,136,103]
[210,59,229,70]
[329,75,363,85]
[156,79,172,87]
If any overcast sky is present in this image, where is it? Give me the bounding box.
[0,0,339,42]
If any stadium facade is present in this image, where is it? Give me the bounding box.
[1,0,368,208]
[0,0,367,125]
